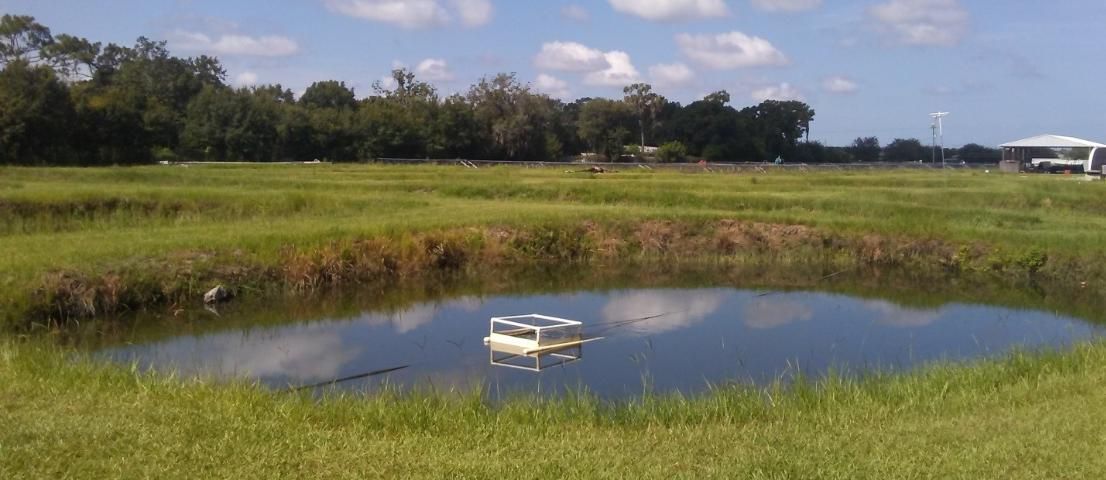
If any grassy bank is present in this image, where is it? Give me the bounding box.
[3,164,1106,328]
[5,164,1106,477]
[4,338,1106,478]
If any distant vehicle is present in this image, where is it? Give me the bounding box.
[1029,148,1106,174]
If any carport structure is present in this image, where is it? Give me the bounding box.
[1000,134,1106,174]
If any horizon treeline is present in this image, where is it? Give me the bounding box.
[0,14,1001,166]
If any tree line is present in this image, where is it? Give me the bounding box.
[0,14,1000,166]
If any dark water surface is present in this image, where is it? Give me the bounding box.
[96,287,1104,397]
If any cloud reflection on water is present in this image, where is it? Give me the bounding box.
[742,298,815,329]
[600,290,725,335]
[130,323,364,383]
[862,300,941,328]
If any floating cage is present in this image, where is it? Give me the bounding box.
[483,314,600,372]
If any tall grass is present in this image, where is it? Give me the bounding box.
[3,164,1104,328]
[5,165,1106,477]
[3,338,1106,478]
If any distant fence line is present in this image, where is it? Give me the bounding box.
[371,158,990,172]
[165,158,991,171]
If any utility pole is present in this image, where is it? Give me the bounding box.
[930,112,949,167]
[931,122,938,164]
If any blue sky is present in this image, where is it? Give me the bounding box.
[3,0,1104,147]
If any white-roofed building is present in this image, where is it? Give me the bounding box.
[1000,134,1106,174]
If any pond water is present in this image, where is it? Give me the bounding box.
[96,287,1104,397]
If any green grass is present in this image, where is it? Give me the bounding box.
[4,338,1106,478]
[2,164,1104,281]
[5,164,1106,478]
[3,164,1105,325]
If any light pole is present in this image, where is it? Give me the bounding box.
[930,112,949,167]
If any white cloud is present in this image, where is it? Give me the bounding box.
[743,299,814,329]
[324,0,449,28]
[125,323,364,383]
[234,71,259,87]
[750,0,821,13]
[534,41,640,89]
[600,290,725,335]
[386,304,438,334]
[822,75,858,94]
[561,4,590,22]
[376,74,399,92]
[649,62,695,88]
[534,73,572,99]
[676,31,789,69]
[863,300,940,328]
[608,0,728,21]
[584,50,641,87]
[450,0,493,27]
[534,41,610,72]
[869,0,969,47]
[415,58,455,81]
[750,82,805,102]
[325,0,493,28]
[170,30,300,57]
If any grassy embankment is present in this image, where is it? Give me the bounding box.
[3,164,1106,328]
[5,164,1106,477]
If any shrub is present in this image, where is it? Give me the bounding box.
[656,141,688,163]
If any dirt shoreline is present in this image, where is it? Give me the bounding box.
[14,219,1094,331]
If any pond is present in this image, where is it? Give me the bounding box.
[93,285,1106,398]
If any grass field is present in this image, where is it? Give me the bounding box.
[5,164,1106,478]
[3,164,1106,326]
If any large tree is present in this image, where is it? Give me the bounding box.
[0,60,75,164]
[883,138,928,163]
[958,143,1001,164]
[0,15,52,65]
[577,98,633,161]
[849,137,881,162]
[300,80,356,110]
[663,92,743,160]
[742,100,815,160]
[468,73,556,160]
[622,83,664,150]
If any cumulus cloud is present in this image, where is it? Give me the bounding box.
[676,31,789,69]
[869,0,969,47]
[750,0,821,12]
[170,30,300,57]
[600,290,725,335]
[234,71,259,87]
[534,73,572,99]
[534,41,640,88]
[608,0,728,21]
[561,4,590,22]
[415,58,455,81]
[584,50,641,87]
[324,0,492,28]
[450,0,494,27]
[649,62,695,88]
[534,41,610,72]
[822,75,858,94]
[750,82,804,102]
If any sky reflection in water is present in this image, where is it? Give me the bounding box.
[98,289,1104,397]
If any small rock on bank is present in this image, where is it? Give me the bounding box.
[204,285,231,304]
